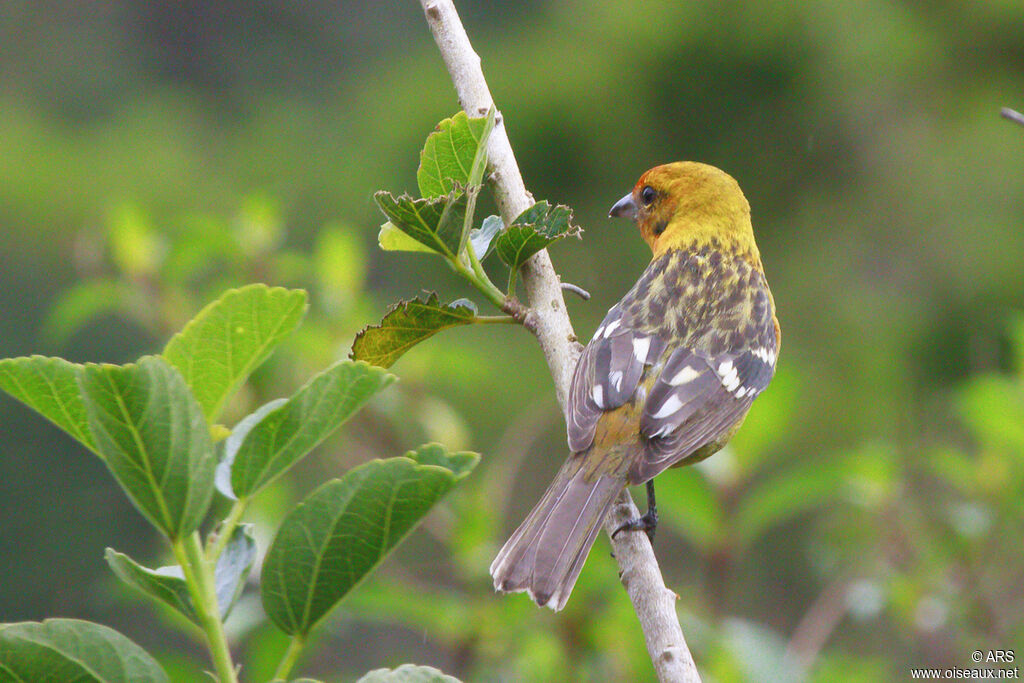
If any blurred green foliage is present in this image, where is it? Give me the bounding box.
[1,1,1023,681]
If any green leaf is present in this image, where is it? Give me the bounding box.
[163,285,308,423]
[377,222,439,254]
[422,109,495,256]
[417,110,494,199]
[215,399,287,500]
[0,619,168,683]
[214,524,257,620]
[0,356,96,454]
[493,201,579,269]
[104,549,196,623]
[374,191,468,259]
[260,444,478,636]
[469,215,503,260]
[80,357,216,540]
[105,524,254,625]
[350,294,482,369]
[357,664,462,683]
[229,360,396,497]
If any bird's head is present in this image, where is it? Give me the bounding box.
[609,161,760,264]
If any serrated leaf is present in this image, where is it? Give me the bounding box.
[417,110,494,199]
[350,294,482,368]
[80,357,216,540]
[357,664,462,683]
[416,109,495,256]
[214,524,257,620]
[493,201,579,269]
[0,356,96,454]
[230,360,396,497]
[163,285,308,423]
[260,444,478,636]
[105,549,197,622]
[374,191,468,259]
[378,222,439,254]
[469,215,503,260]
[0,619,168,683]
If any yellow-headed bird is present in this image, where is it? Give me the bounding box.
[490,162,781,611]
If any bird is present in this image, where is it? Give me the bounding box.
[490,161,780,611]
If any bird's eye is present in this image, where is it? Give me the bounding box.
[640,185,656,206]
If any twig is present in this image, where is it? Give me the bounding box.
[1001,107,1024,127]
[418,2,699,681]
[561,282,592,300]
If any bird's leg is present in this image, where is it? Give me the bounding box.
[611,480,658,543]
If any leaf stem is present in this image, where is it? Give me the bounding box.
[475,315,518,324]
[273,635,306,681]
[207,497,249,564]
[506,266,519,299]
[173,533,238,683]
[452,252,506,310]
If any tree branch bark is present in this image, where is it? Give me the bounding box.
[418,2,700,680]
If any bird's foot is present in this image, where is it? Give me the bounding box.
[611,507,658,543]
[611,480,658,543]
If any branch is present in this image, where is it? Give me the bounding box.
[418,2,700,681]
[1002,107,1024,127]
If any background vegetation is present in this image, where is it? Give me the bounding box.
[1,1,1022,680]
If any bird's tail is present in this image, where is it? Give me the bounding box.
[489,455,625,611]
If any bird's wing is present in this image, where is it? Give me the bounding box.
[634,312,778,482]
[566,302,665,452]
[567,249,779,475]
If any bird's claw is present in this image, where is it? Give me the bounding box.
[611,508,658,543]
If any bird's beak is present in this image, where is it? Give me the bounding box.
[608,192,638,220]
